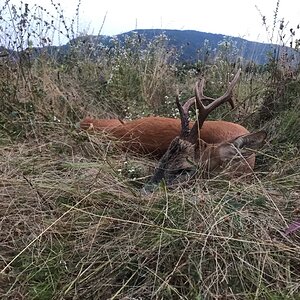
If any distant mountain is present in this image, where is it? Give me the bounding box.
[2,29,299,66]
[108,29,299,65]
[68,29,299,66]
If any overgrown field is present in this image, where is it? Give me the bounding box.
[1,1,300,299]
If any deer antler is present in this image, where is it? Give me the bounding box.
[176,93,220,139]
[188,69,241,142]
[176,96,195,138]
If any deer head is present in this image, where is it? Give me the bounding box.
[151,69,267,185]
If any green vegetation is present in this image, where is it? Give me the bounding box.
[0,1,299,299]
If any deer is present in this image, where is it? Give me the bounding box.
[79,115,254,158]
[79,95,246,158]
[150,69,267,185]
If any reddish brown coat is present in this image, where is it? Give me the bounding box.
[79,116,250,159]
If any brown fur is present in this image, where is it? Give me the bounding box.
[79,116,251,158]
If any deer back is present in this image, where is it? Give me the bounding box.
[80,116,184,157]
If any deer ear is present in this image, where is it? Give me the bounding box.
[219,131,267,161]
[231,131,267,149]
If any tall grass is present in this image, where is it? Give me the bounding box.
[0,1,300,299]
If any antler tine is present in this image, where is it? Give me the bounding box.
[207,68,241,111]
[185,79,208,142]
[181,97,196,114]
[195,77,216,103]
[195,69,241,128]
[194,78,207,119]
[176,96,196,139]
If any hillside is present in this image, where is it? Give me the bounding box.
[43,29,300,66]
[113,29,286,64]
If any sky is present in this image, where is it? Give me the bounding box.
[5,0,300,45]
